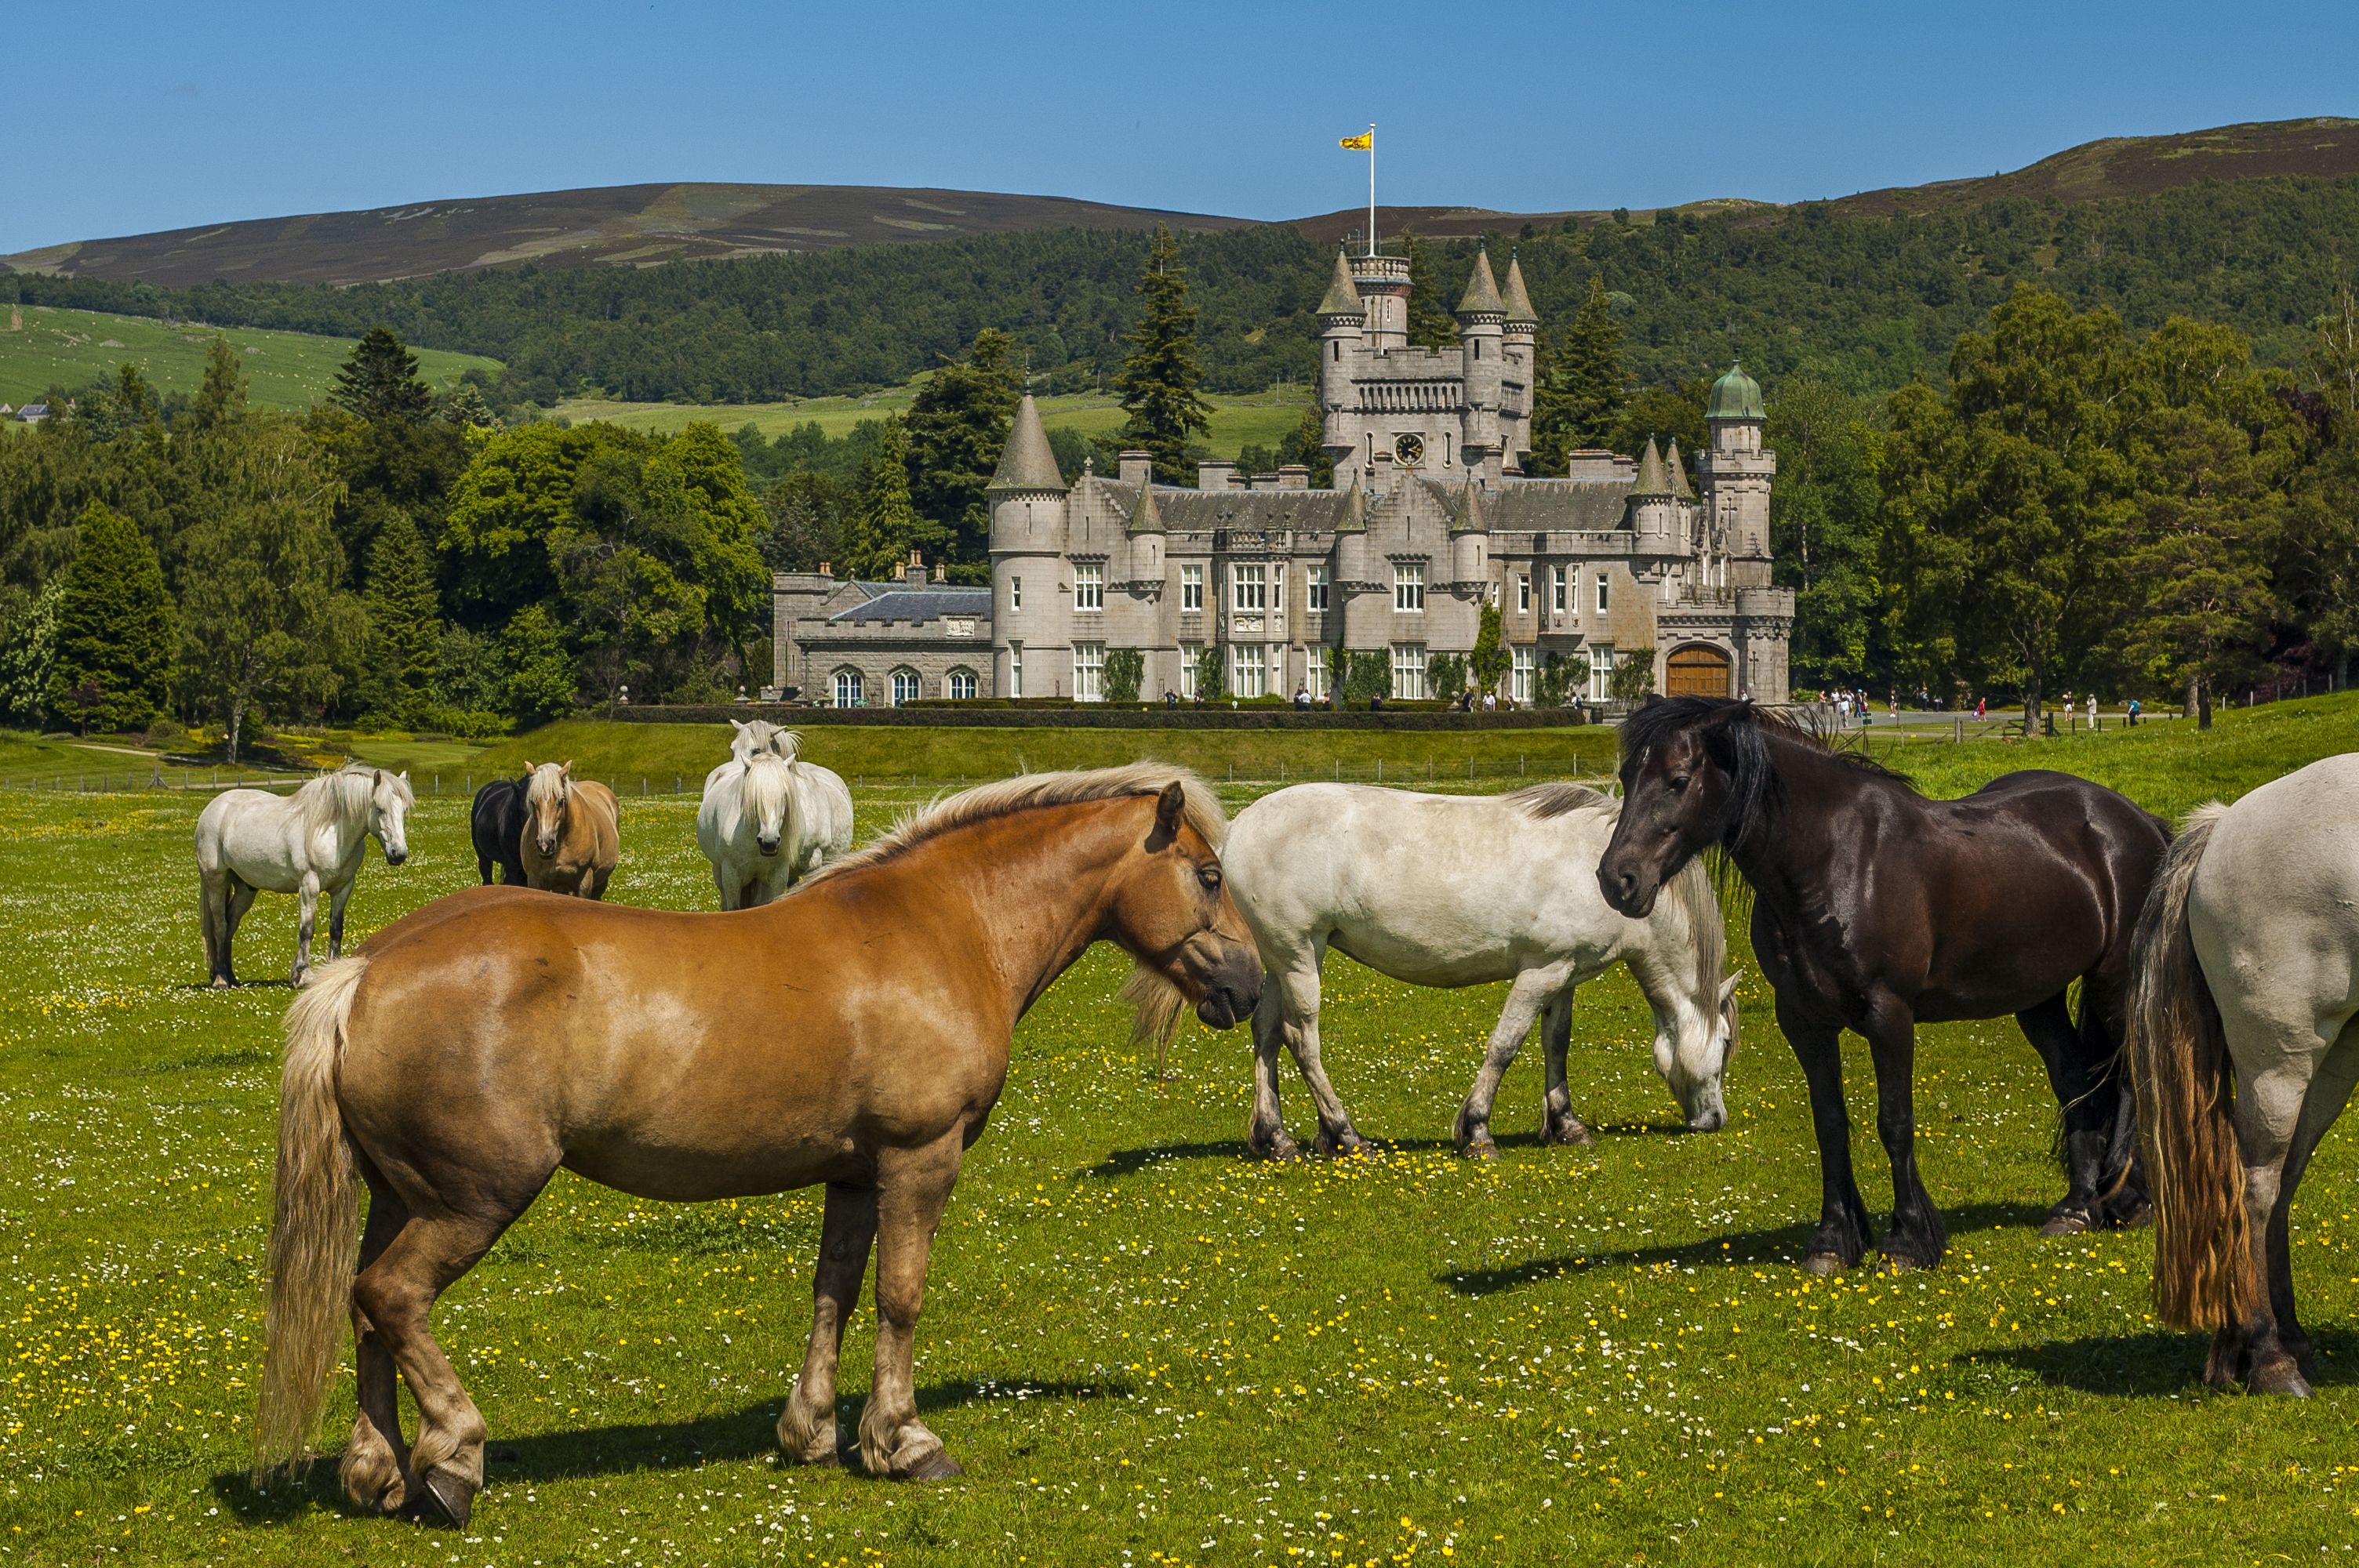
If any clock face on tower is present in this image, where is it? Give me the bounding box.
[1394,434,1424,466]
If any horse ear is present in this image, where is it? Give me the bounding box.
[1154,782,1186,839]
[373,768,383,786]
[1640,692,1666,710]
[561,760,573,777]
[731,718,747,733]
[1720,971,1743,1008]
[523,760,536,775]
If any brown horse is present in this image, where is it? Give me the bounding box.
[1598,696,2168,1273]
[252,766,1259,1526]
[518,761,619,898]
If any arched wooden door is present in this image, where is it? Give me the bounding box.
[1665,644,1732,699]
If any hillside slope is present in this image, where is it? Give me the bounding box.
[1,183,1252,289]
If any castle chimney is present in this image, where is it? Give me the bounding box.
[1118,450,1154,487]
[1197,459,1238,492]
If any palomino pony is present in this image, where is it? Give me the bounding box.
[1222,782,1739,1159]
[467,777,526,885]
[253,765,1259,1525]
[2132,754,2359,1396]
[195,766,413,988]
[1598,696,2167,1272]
[518,762,620,898]
[696,723,855,908]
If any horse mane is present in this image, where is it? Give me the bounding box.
[1617,696,1912,857]
[1503,781,1615,820]
[523,762,565,811]
[805,763,1227,887]
[1663,855,1729,1043]
[296,765,396,837]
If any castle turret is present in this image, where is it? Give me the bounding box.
[1455,249,1506,481]
[1631,437,1676,550]
[1697,361,1774,586]
[1350,252,1411,352]
[1499,254,1539,475]
[1316,249,1366,476]
[987,394,1068,697]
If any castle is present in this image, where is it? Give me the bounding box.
[772,248,1794,709]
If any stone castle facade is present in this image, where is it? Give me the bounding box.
[772,248,1794,708]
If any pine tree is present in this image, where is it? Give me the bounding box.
[360,514,442,725]
[188,337,249,432]
[1274,405,1336,488]
[332,327,435,424]
[1405,235,1459,350]
[46,501,175,733]
[905,328,1022,567]
[1115,226,1213,485]
[841,416,943,579]
[1537,278,1627,466]
[1470,602,1508,698]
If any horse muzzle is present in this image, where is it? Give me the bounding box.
[536,835,558,855]
[1598,860,1659,920]
[758,837,780,857]
[384,848,409,866]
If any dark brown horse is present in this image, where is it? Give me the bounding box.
[253,766,1260,1526]
[1597,696,2167,1273]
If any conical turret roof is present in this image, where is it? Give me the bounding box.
[1664,438,1694,499]
[1500,255,1539,326]
[1448,479,1488,533]
[1317,249,1365,318]
[1456,249,1505,318]
[987,394,1066,492]
[1633,437,1670,496]
[1127,479,1164,534]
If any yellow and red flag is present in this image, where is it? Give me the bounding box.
[1339,132,1372,151]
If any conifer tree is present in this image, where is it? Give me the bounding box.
[1470,602,1508,699]
[360,514,442,725]
[1404,234,1459,351]
[332,327,435,424]
[1274,405,1336,488]
[46,501,175,733]
[1537,278,1627,464]
[189,337,249,432]
[905,328,1021,568]
[1115,226,1213,485]
[841,416,942,579]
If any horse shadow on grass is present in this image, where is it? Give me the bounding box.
[1971,1326,2359,1399]
[1081,1121,1692,1179]
[213,1377,1129,1521]
[1436,1200,2053,1297]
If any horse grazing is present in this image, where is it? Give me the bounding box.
[518,762,620,898]
[467,777,526,885]
[195,766,414,988]
[1222,782,1739,1160]
[696,724,854,909]
[251,766,1260,1524]
[1598,696,2166,1272]
[2132,755,2359,1396]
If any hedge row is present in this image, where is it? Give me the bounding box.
[612,704,1590,732]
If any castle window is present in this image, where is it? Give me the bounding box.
[1391,643,1427,700]
[1552,565,1568,615]
[1179,640,1203,699]
[1011,575,1022,612]
[1229,642,1270,699]
[1274,563,1286,613]
[1009,648,1023,699]
[889,668,921,708]
[1232,563,1267,613]
[1181,563,1203,613]
[1332,341,1341,361]
[1590,644,1615,703]
[1394,562,1424,613]
[946,668,978,701]
[1305,652,1330,701]
[832,667,864,709]
[1596,572,1610,614]
[1307,564,1329,613]
[1074,563,1103,612]
[1517,574,1530,614]
[1512,646,1535,704]
[1073,642,1104,702]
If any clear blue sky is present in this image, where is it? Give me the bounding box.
[9,0,2358,254]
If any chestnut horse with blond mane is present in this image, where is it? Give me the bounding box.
[252,765,1258,1526]
[518,761,619,898]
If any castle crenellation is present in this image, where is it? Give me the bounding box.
[772,245,1794,709]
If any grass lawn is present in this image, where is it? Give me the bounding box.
[4,699,2359,1563]
[0,306,501,410]
[554,387,1311,463]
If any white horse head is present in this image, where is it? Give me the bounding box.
[729,719,801,764]
[366,768,416,866]
[1653,961,1741,1134]
[524,761,574,857]
[741,752,795,858]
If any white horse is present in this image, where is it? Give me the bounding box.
[696,723,854,909]
[1222,782,1740,1160]
[2132,753,2359,1396]
[194,765,413,988]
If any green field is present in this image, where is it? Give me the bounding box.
[555,386,1313,462]
[0,305,503,409]
[6,700,2359,1563]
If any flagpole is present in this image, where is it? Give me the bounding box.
[1366,124,1377,259]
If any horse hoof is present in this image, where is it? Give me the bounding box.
[2248,1358,2314,1398]
[2107,1199,2154,1231]
[1256,1135,1303,1163]
[1461,1134,1499,1162]
[1880,1252,1933,1273]
[2038,1211,2091,1238]
[898,1449,965,1483]
[209,976,231,991]
[1543,1120,1594,1148]
[419,1466,478,1530]
[1314,1127,1368,1158]
[1801,1250,1849,1276]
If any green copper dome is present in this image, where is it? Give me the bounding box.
[1707,361,1765,422]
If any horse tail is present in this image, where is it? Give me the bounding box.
[252,955,370,1479]
[2128,803,2254,1330]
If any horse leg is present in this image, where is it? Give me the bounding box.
[1456,971,1558,1160]
[198,869,226,987]
[1863,1001,1945,1269]
[1246,950,1307,1161]
[780,1181,878,1466]
[2255,1036,2359,1391]
[1538,989,1592,1145]
[221,878,258,989]
[2076,973,2150,1227]
[1783,1002,1873,1273]
[343,1171,413,1513]
[293,873,321,986]
[327,877,354,963]
[855,1129,965,1480]
[2016,991,2106,1236]
[714,863,740,912]
[1281,955,1365,1157]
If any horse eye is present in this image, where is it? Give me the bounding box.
[1669,775,1691,794]
[1198,866,1223,891]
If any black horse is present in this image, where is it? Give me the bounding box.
[470,775,529,886]
[1597,695,2168,1273]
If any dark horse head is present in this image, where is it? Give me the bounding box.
[1598,695,1783,919]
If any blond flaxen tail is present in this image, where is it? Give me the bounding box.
[251,955,369,1479]
[2128,804,2255,1330]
